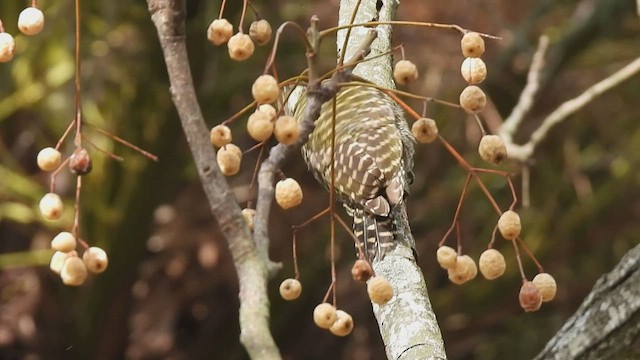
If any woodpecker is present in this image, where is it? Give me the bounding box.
[287,80,414,262]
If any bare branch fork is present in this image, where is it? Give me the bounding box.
[147,0,280,358]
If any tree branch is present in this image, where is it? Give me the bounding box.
[338,0,446,358]
[146,1,280,358]
[535,242,640,359]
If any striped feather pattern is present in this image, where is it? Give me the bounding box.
[291,82,412,261]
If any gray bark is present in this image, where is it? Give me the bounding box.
[535,242,640,360]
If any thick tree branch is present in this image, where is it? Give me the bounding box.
[146,1,279,358]
[535,243,640,359]
[338,0,447,358]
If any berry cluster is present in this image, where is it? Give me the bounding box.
[36,146,110,286]
[0,6,46,62]
[206,12,272,62]
[437,208,557,312]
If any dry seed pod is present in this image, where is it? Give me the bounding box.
[51,232,77,253]
[519,281,542,312]
[313,303,337,329]
[351,259,373,282]
[222,143,242,159]
[275,178,303,209]
[207,18,233,46]
[216,146,241,176]
[18,7,45,36]
[241,208,256,230]
[249,19,272,46]
[252,75,280,104]
[39,193,64,220]
[367,276,393,305]
[279,278,302,301]
[532,273,557,302]
[447,255,477,284]
[257,104,277,121]
[329,310,354,337]
[411,118,438,144]
[393,60,418,85]
[37,147,62,172]
[69,147,92,175]
[61,256,88,286]
[50,250,75,274]
[478,134,508,165]
[436,246,457,270]
[459,85,486,113]
[0,32,16,63]
[478,248,506,280]
[461,57,487,84]
[83,247,109,274]
[461,32,485,58]
[498,210,521,240]
[247,111,274,142]
[227,32,254,61]
[274,116,300,145]
[210,124,232,147]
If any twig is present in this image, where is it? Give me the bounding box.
[504,56,640,162]
[146,1,281,358]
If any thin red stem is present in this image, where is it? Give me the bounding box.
[49,157,71,193]
[72,176,82,238]
[56,119,77,150]
[291,229,300,279]
[218,0,227,19]
[511,239,527,282]
[517,237,544,273]
[87,123,159,161]
[439,173,472,247]
[238,0,248,32]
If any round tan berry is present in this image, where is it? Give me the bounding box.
[0,32,16,63]
[313,303,337,329]
[275,178,303,209]
[241,208,256,230]
[478,248,506,280]
[216,145,241,176]
[39,193,63,220]
[210,124,232,148]
[247,111,274,142]
[461,57,487,84]
[519,281,542,312]
[252,75,280,104]
[498,210,521,240]
[461,32,485,58]
[227,32,254,61]
[69,147,92,175]
[367,276,393,305]
[61,256,88,286]
[222,143,242,159]
[478,134,507,165]
[37,147,62,172]
[257,104,277,121]
[274,116,300,145]
[51,232,76,253]
[447,255,477,284]
[83,247,109,274]
[249,19,272,46]
[411,118,438,144]
[351,259,373,282]
[436,246,458,270]
[532,273,557,302]
[329,310,354,337]
[207,18,233,46]
[50,250,76,274]
[18,7,45,36]
[459,85,486,113]
[393,60,418,85]
[279,278,302,301]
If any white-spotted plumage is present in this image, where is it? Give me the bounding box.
[289,81,414,262]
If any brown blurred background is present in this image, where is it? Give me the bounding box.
[0,0,638,359]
